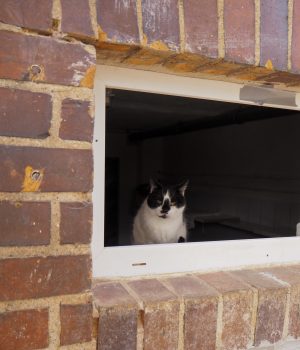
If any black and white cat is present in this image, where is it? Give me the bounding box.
[133,179,188,244]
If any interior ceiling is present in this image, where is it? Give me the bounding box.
[106,88,241,132]
[105,88,297,136]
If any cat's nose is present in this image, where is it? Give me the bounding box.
[161,207,169,214]
[161,199,170,214]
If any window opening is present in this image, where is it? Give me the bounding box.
[105,88,300,247]
[93,65,300,277]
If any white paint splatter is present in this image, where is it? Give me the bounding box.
[259,272,290,286]
[46,269,52,282]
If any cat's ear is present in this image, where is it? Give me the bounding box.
[176,180,189,195]
[149,179,161,192]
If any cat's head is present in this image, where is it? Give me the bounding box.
[146,179,188,219]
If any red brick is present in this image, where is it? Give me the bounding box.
[233,269,288,290]
[167,275,218,299]
[0,309,48,350]
[167,276,218,350]
[142,302,179,350]
[260,0,288,70]
[183,0,218,58]
[255,290,287,346]
[93,282,138,308]
[200,272,254,350]
[0,146,93,192]
[59,99,94,142]
[0,255,91,301]
[232,269,288,346]
[96,0,140,44]
[98,308,138,350]
[0,31,96,88]
[0,87,52,139]
[266,265,300,338]
[128,278,176,303]
[292,1,300,73]
[60,303,93,345]
[0,0,53,32]
[224,0,255,64]
[0,201,50,246]
[61,0,95,39]
[222,292,253,350]
[60,202,92,244]
[93,282,139,350]
[142,0,180,51]
[199,271,251,294]
[128,279,179,350]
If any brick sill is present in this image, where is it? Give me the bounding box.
[93,264,300,350]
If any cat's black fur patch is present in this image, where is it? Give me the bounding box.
[147,180,187,209]
[178,236,185,243]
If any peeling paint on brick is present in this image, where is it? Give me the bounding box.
[0,31,96,87]
[260,0,289,71]
[96,0,140,44]
[142,0,180,51]
[80,65,97,88]
[22,166,44,192]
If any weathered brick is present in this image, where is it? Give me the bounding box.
[0,255,91,301]
[224,0,255,64]
[0,87,52,139]
[60,202,92,244]
[163,52,208,72]
[183,0,218,58]
[61,0,95,39]
[60,303,93,345]
[0,309,48,350]
[96,0,140,44]
[199,271,251,294]
[128,278,176,303]
[267,265,300,339]
[59,99,94,142]
[260,0,288,70]
[98,308,138,350]
[255,71,300,85]
[292,1,300,73]
[124,47,173,66]
[93,282,139,350]
[93,282,138,308]
[0,201,50,246]
[200,272,254,350]
[222,292,253,350]
[0,0,53,31]
[0,146,93,192]
[128,279,179,350]
[232,269,288,346]
[167,276,218,350]
[0,31,96,88]
[142,0,180,51]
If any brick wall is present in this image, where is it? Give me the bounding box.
[0,1,96,349]
[1,1,300,350]
[96,0,300,74]
[94,265,300,350]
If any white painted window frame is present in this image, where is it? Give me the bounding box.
[93,64,300,278]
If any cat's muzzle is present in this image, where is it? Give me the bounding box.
[159,214,167,219]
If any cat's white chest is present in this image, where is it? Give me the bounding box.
[133,200,186,244]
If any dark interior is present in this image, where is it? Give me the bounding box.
[105,88,300,246]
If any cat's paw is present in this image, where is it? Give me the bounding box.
[178,236,185,243]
